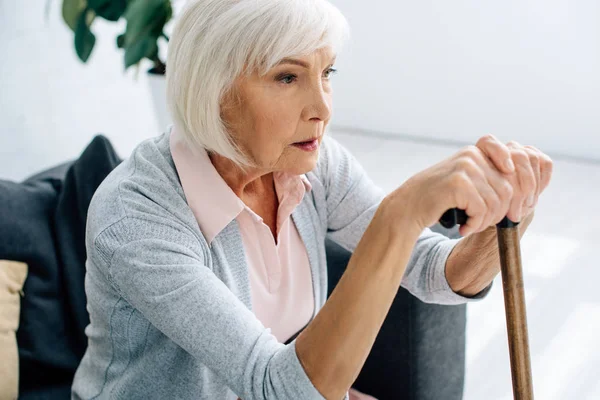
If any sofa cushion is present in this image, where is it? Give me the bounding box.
[0,135,121,395]
[52,135,121,360]
[326,234,467,400]
[0,260,28,399]
[0,175,71,391]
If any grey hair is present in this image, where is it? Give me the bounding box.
[166,0,350,167]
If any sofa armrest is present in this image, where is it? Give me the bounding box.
[325,223,466,400]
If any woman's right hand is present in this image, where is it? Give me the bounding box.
[384,142,517,237]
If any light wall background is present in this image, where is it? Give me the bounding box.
[328,0,599,163]
[2,0,599,182]
[0,0,171,181]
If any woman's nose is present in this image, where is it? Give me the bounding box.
[307,87,332,122]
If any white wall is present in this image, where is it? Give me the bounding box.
[3,0,597,182]
[328,0,600,161]
[0,0,172,181]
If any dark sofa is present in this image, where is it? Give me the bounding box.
[0,134,467,400]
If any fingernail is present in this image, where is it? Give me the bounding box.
[505,159,515,172]
[527,195,534,206]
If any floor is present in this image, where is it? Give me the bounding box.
[331,129,600,400]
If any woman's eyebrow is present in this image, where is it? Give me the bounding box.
[277,56,337,69]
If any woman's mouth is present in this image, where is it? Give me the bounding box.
[292,138,319,152]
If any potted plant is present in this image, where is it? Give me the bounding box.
[60,0,174,128]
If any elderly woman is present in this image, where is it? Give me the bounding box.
[71,0,553,399]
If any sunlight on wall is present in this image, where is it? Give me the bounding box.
[534,302,600,399]
[465,230,584,399]
[586,376,600,400]
[466,232,579,366]
[519,232,580,279]
[466,285,541,367]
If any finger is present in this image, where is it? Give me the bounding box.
[507,142,536,222]
[523,146,541,207]
[460,157,499,231]
[476,134,515,174]
[525,145,553,193]
[459,185,487,237]
[471,152,513,225]
[470,173,502,231]
[452,172,487,237]
[539,153,553,192]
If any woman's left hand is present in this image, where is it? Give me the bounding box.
[474,134,554,226]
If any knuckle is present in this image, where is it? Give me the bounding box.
[501,181,514,199]
[450,171,470,188]
[526,150,540,164]
[523,146,537,155]
[523,145,540,155]
[530,155,540,167]
[541,154,554,169]
[477,134,497,145]
[456,157,478,174]
[461,145,480,158]
[511,149,529,163]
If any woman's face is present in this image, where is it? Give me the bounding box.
[220,46,336,175]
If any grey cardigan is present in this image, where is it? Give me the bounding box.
[71,129,491,400]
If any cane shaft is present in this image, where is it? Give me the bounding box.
[497,225,534,400]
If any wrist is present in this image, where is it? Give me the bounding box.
[377,195,424,242]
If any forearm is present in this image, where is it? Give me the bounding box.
[296,202,422,400]
[446,211,534,296]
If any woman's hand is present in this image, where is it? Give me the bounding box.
[390,134,553,237]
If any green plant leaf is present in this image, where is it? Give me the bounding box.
[116,33,126,49]
[62,0,87,31]
[124,36,158,69]
[85,8,96,25]
[123,0,172,48]
[74,9,96,62]
[88,0,127,21]
[146,39,160,62]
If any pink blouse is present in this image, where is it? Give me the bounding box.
[170,128,377,400]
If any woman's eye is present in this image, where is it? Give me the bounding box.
[278,74,297,84]
[324,67,337,79]
[277,67,337,85]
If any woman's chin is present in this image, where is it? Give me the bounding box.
[283,154,319,175]
[297,154,320,174]
[276,145,320,175]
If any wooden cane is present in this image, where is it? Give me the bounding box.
[440,209,534,399]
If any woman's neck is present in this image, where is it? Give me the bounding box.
[208,152,274,201]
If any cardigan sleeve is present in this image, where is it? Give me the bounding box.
[93,216,327,400]
[318,135,493,305]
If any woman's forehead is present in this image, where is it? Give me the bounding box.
[277,50,337,68]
